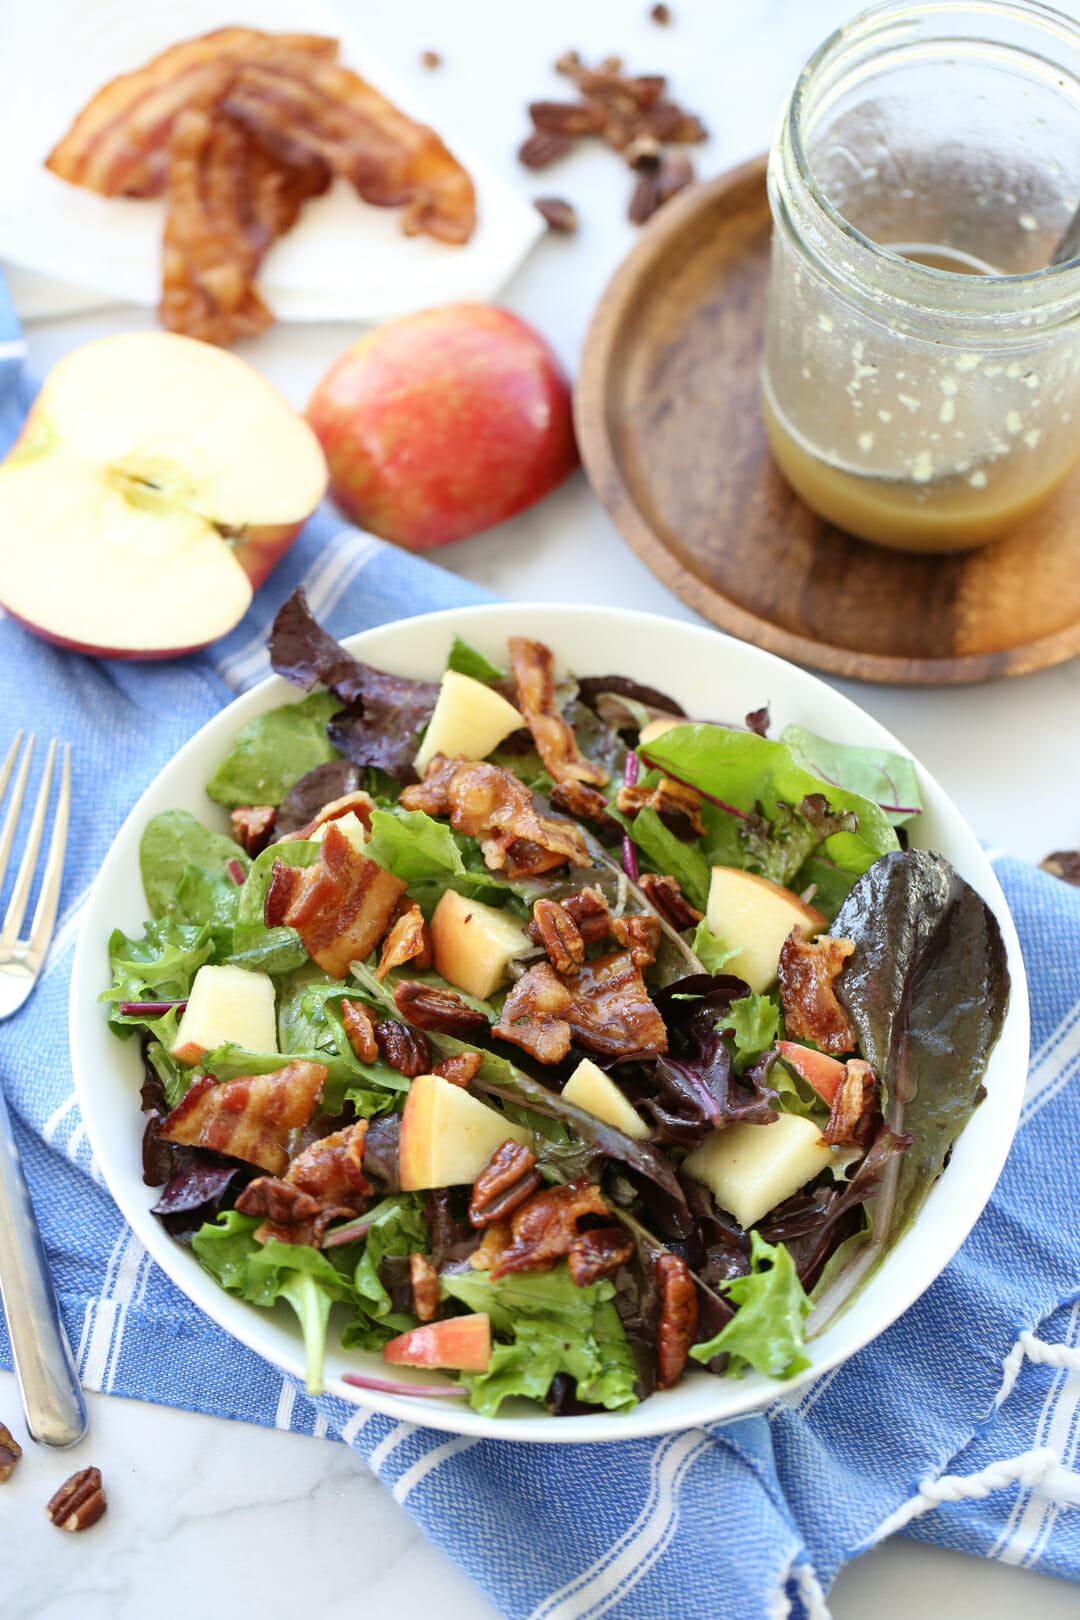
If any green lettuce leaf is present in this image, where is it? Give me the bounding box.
[691,920,732,974]
[689,1231,811,1379]
[231,838,321,973]
[345,1195,430,1349]
[364,807,466,882]
[102,919,213,1037]
[626,805,711,911]
[737,796,858,889]
[206,692,342,809]
[780,724,922,828]
[723,993,781,1070]
[446,635,506,685]
[139,810,250,935]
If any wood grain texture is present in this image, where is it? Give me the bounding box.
[575,154,1080,685]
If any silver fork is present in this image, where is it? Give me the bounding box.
[0,732,86,1446]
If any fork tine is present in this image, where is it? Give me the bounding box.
[25,744,70,974]
[0,732,32,897]
[0,738,55,954]
[0,730,23,809]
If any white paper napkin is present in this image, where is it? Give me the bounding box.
[0,0,543,323]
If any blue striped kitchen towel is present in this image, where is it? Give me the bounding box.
[0,285,1078,1620]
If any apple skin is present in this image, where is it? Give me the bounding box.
[383,1314,492,1372]
[775,1041,847,1106]
[306,303,579,549]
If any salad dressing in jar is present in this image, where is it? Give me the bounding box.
[762,0,1080,553]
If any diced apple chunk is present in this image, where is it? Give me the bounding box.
[383,1313,491,1372]
[429,888,531,1000]
[776,1041,847,1106]
[683,1113,835,1230]
[414,669,524,776]
[398,1073,530,1191]
[706,866,826,994]
[638,716,687,748]
[310,810,368,854]
[170,964,277,1066]
[562,1058,651,1141]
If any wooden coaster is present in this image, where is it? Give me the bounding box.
[575,154,1080,685]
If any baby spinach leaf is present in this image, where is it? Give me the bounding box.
[205,692,341,809]
[364,807,465,882]
[232,837,321,974]
[689,1231,811,1379]
[446,635,506,685]
[139,810,249,928]
[780,725,923,827]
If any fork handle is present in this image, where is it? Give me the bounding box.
[0,1083,86,1446]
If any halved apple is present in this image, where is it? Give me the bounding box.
[429,888,531,1000]
[414,669,523,776]
[776,1041,847,1106]
[383,1313,491,1372]
[398,1072,530,1190]
[706,866,826,994]
[0,332,327,658]
[683,1112,834,1230]
[170,963,277,1066]
[562,1057,651,1141]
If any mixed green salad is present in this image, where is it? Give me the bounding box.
[103,590,1009,1417]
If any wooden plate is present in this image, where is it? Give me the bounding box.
[575,154,1080,685]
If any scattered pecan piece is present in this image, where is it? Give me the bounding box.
[639,872,703,930]
[237,1120,370,1244]
[656,148,695,203]
[535,196,578,234]
[230,804,276,855]
[528,885,612,946]
[655,1252,698,1388]
[822,1058,880,1148]
[650,3,673,23]
[376,902,432,979]
[420,49,441,69]
[519,129,574,169]
[1041,850,1080,886]
[433,1050,482,1087]
[375,1019,431,1077]
[0,1423,21,1482]
[554,49,581,75]
[488,1178,609,1277]
[494,949,667,1065]
[341,998,379,1063]
[533,897,586,975]
[529,99,607,136]
[628,167,662,224]
[567,1224,635,1286]
[393,980,489,1039]
[410,1253,440,1321]
[612,913,662,968]
[46,1467,107,1532]
[777,931,857,1054]
[469,1140,542,1227]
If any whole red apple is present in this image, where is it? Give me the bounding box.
[306,303,578,549]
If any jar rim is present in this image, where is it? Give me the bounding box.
[785,0,1080,304]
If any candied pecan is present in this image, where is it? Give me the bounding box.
[529,99,607,136]
[1041,850,1080,886]
[549,777,619,827]
[533,898,586,975]
[399,755,590,877]
[509,637,610,798]
[629,167,661,223]
[616,776,705,839]
[639,872,703,930]
[341,998,379,1063]
[563,886,613,943]
[567,1224,635,1286]
[0,1423,21,1482]
[410,1253,440,1321]
[394,980,489,1039]
[494,950,667,1065]
[650,3,673,23]
[469,1140,542,1227]
[236,1177,322,1228]
[433,1050,482,1087]
[534,196,578,234]
[519,129,574,168]
[376,902,432,979]
[230,804,276,855]
[823,1058,880,1148]
[489,1179,609,1277]
[46,1467,107,1532]
[777,932,857,1054]
[657,149,694,204]
[375,1019,431,1077]
[655,1252,698,1388]
[612,913,662,968]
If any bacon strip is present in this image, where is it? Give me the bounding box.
[264,821,406,978]
[159,1060,327,1176]
[399,754,590,878]
[509,638,610,819]
[471,1180,612,1279]
[822,1059,880,1148]
[777,931,857,1054]
[493,949,668,1065]
[236,1120,370,1244]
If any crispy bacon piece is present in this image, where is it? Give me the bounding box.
[340,998,379,1063]
[615,776,706,840]
[822,1058,880,1148]
[290,790,376,842]
[376,903,432,980]
[236,1120,370,1244]
[264,821,406,978]
[777,931,857,1055]
[493,949,668,1065]
[159,1059,327,1176]
[399,755,590,878]
[508,638,609,812]
[45,28,337,197]
[230,804,276,855]
[638,873,703,931]
[483,1179,610,1279]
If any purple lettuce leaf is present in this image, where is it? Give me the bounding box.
[274,761,362,839]
[643,974,778,1145]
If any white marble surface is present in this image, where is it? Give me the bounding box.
[6,0,1080,1614]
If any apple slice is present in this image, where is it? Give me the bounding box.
[429,889,531,1000]
[383,1314,491,1372]
[683,1113,835,1230]
[170,964,277,1066]
[562,1058,651,1141]
[398,1073,530,1191]
[310,811,369,855]
[0,332,327,658]
[706,866,826,994]
[776,1041,847,1106]
[414,670,524,776]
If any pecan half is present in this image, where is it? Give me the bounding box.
[526,885,611,947]
[0,1423,21,1482]
[236,1177,322,1228]
[628,168,661,222]
[777,932,857,1054]
[611,913,662,968]
[230,804,276,855]
[376,902,432,979]
[519,129,574,168]
[529,99,607,136]
[656,148,695,203]
[410,1252,440,1322]
[534,196,578,234]
[433,1050,482,1087]
[533,897,586,975]
[46,1467,107,1532]
[469,1140,541,1227]
[650,4,673,24]
[341,998,379,1064]
[567,1225,635,1287]
[393,981,489,1039]
[655,1252,698,1388]
[374,1019,431,1077]
[639,872,703,930]
[1041,850,1080,886]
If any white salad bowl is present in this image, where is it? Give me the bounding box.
[69,603,1029,1443]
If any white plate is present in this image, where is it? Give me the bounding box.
[69,602,1029,1443]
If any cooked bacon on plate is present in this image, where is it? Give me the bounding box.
[236,1120,370,1244]
[159,1059,328,1177]
[400,754,591,878]
[777,931,857,1054]
[493,948,668,1064]
[264,820,406,979]
[509,637,612,822]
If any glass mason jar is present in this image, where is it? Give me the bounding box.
[761,0,1080,552]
